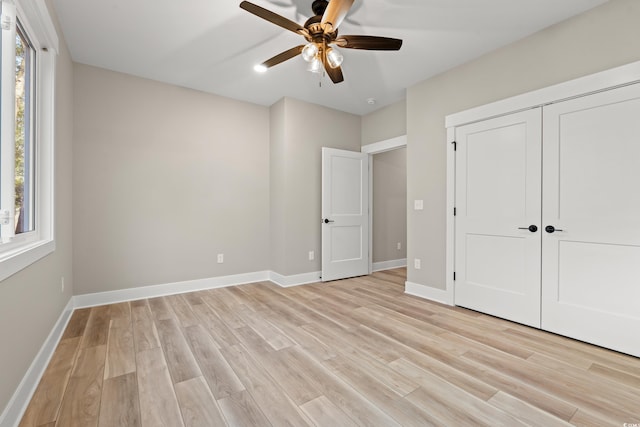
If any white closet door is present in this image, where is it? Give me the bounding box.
[542,84,640,357]
[455,109,542,328]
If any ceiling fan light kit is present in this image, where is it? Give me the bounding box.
[239,0,402,84]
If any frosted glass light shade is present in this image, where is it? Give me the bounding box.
[301,43,319,62]
[308,56,323,73]
[326,47,343,68]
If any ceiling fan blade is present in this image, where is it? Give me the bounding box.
[321,0,354,32]
[336,35,403,51]
[240,1,307,36]
[324,63,344,84]
[260,45,305,69]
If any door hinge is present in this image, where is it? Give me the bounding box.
[453,272,456,281]
[453,207,457,216]
[451,141,457,151]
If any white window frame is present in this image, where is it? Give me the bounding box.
[0,0,58,281]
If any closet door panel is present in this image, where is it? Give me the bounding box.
[542,83,640,357]
[455,109,542,328]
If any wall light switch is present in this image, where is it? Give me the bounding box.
[414,200,424,210]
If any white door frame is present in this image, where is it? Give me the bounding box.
[361,135,407,274]
[445,60,640,308]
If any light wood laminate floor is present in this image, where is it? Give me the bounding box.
[19,268,640,426]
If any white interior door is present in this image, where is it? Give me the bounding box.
[542,83,640,357]
[321,147,369,282]
[455,109,542,328]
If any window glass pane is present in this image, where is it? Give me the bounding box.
[15,22,35,234]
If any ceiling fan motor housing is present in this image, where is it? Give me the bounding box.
[311,0,329,16]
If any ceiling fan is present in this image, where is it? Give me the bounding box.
[239,0,403,84]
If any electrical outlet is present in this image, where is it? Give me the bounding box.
[397,242,402,250]
[414,200,424,210]
[308,251,315,261]
[217,254,224,264]
[61,277,65,293]
[414,258,421,270]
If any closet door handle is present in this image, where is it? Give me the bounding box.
[545,225,564,233]
[518,225,538,232]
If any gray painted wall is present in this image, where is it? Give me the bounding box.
[270,97,361,277]
[407,0,640,290]
[0,0,74,414]
[73,65,271,294]
[361,100,407,146]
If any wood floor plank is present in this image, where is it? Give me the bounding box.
[183,325,245,399]
[155,318,202,384]
[487,391,573,427]
[81,306,111,348]
[108,302,131,320]
[98,372,140,427]
[282,345,402,427]
[147,297,175,321]
[190,303,240,348]
[19,337,81,427]
[235,305,295,351]
[56,345,107,427]
[166,294,201,328]
[174,376,227,427]
[322,355,438,427]
[299,396,359,427]
[254,347,323,406]
[61,309,91,340]
[463,349,638,422]
[217,390,271,427]
[218,344,312,426]
[588,362,640,389]
[131,302,161,353]
[201,292,246,329]
[103,317,135,379]
[136,348,184,427]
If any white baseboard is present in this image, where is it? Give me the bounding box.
[372,258,407,272]
[73,270,270,308]
[404,281,453,306]
[0,297,75,427]
[270,270,321,288]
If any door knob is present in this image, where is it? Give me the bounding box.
[323,218,335,224]
[518,225,538,232]
[545,225,564,233]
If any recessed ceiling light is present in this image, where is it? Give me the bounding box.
[254,64,267,73]
[367,98,376,105]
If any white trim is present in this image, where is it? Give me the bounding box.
[405,281,453,306]
[73,271,270,308]
[15,0,58,53]
[446,60,640,128]
[0,297,74,427]
[373,258,407,272]
[445,126,456,307]
[361,135,407,154]
[0,5,57,281]
[269,270,321,288]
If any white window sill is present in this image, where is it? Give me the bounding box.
[0,239,55,282]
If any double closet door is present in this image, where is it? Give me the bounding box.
[454,83,640,357]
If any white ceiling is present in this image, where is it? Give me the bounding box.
[51,0,607,115]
